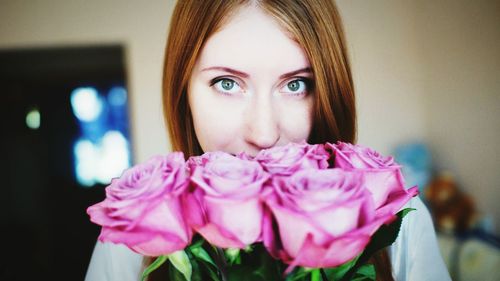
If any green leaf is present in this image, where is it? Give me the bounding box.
[187,258,203,281]
[225,248,241,265]
[399,208,416,219]
[221,243,283,281]
[141,255,168,281]
[285,267,315,281]
[186,244,221,281]
[169,262,188,281]
[168,250,192,281]
[324,254,360,280]
[190,246,217,268]
[352,264,375,281]
[351,275,374,281]
[204,265,222,281]
[243,245,254,253]
[369,208,416,251]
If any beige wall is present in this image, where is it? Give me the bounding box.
[338,0,500,233]
[415,0,500,233]
[1,0,499,232]
[337,0,428,153]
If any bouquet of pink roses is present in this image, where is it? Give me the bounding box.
[87,142,418,281]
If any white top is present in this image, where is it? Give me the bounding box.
[388,197,451,281]
[84,196,451,281]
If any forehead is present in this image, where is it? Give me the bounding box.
[195,5,310,73]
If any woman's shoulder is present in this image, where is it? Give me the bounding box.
[389,195,452,281]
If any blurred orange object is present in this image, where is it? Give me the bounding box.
[425,171,477,234]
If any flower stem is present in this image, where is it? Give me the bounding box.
[320,269,329,281]
[212,246,227,281]
[311,269,320,281]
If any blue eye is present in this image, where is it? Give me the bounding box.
[281,79,308,95]
[213,78,242,95]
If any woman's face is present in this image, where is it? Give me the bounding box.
[188,5,314,157]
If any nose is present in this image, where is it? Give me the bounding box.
[244,95,280,150]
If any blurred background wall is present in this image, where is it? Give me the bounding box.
[0,0,174,163]
[1,0,499,279]
[337,0,500,235]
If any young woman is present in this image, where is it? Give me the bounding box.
[85,1,451,280]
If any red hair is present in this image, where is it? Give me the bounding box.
[162,0,356,157]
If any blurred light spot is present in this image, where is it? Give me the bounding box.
[96,130,130,184]
[70,87,103,122]
[74,139,98,187]
[73,131,130,187]
[108,86,127,106]
[26,108,40,129]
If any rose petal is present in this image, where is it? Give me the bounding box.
[256,142,330,176]
[266,196,327,257]
[195,223,246,249]
[131,234,187,257]
[99,228,187,256]
[361,168,405,208]
[204,196,263,245]
[309,199,364,237]
[376,186,419,216]
[285,233,370,272]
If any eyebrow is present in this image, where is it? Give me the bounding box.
[201,66,312,79]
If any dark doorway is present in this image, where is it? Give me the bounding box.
[0,45,132,280]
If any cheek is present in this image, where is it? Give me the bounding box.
[278,96,314,142]
[188,84,243,152]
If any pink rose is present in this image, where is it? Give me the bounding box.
[255,142,330,176]
[186,151,229,171]
[185,152,270,248]
[87,153,191,256]
[263,169,394,270]
[328,142,419,211]
[328,142,397,169]
[187,151,251,171]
